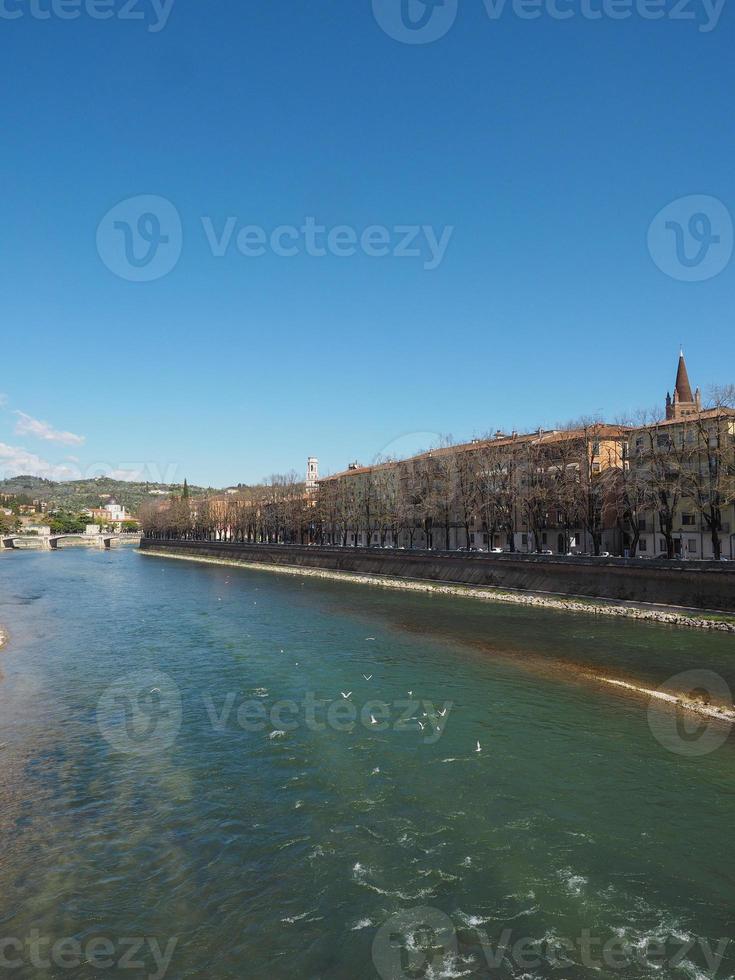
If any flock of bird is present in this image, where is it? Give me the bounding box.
[216,584,484,754]
[337,644,482,752]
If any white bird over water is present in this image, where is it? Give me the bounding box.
[418,721,426,731]
[362,674,373,681]
[407,690,413,697]
[365,637,375,641]
[341,691,352,700]
[438,708,447,717]
[370,713,378,725]
[476,740,482,753]
[150,688,161,695]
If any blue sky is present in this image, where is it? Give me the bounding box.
[1,0,733,487]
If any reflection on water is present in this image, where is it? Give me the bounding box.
[0,549,733,979]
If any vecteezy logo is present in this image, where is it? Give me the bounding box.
[372,907,457,979]
[372,430,442,465]
[647,195,733,282]
[647,669,733,757]
[372,0,458,43]
[96,195,182,282]
[97,669,182,755]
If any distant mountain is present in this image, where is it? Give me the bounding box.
[0,475,215,515]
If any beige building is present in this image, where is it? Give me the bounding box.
[628,356,735,559]
[317,423,629,555]
[316,353,735,560]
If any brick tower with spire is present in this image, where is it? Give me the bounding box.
[666,350,702,420]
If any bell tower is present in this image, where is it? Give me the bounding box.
[666,350,701,420]
[306,457,319,493]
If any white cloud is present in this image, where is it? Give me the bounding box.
[0,445,149,483]
[0,393,8,408]
[14,411,86,446]
[0,442,81,481]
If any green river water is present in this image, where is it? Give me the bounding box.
[0,548,733,979]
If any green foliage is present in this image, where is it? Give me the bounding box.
[48,512,88,534]
[0,514,21,534]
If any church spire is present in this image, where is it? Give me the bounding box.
[666,350,700,419]
[674,351,694,404]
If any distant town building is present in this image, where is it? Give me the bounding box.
[86,500,138,527]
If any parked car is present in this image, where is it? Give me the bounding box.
[540,549,553,555]
[489,547,503,553]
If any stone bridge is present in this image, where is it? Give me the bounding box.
[1,533,142,551]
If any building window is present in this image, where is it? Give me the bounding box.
[639,519,647,531]
[639,540,647,551]
[688,539,698,553]
[682,514,695,526]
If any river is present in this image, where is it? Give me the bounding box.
[0,548,733,979]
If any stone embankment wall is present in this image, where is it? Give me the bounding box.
[139,540,735,612]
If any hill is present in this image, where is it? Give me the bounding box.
[0,475,215,516]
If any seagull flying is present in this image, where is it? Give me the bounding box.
[476,740,482,753]
[370,713,378,726]
[341,691,352,700]
[362,674,373,681]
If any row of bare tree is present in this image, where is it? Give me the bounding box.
[141,403,735,560]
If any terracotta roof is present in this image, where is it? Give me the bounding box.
[633,407,735,430]
[320,423,630,482]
